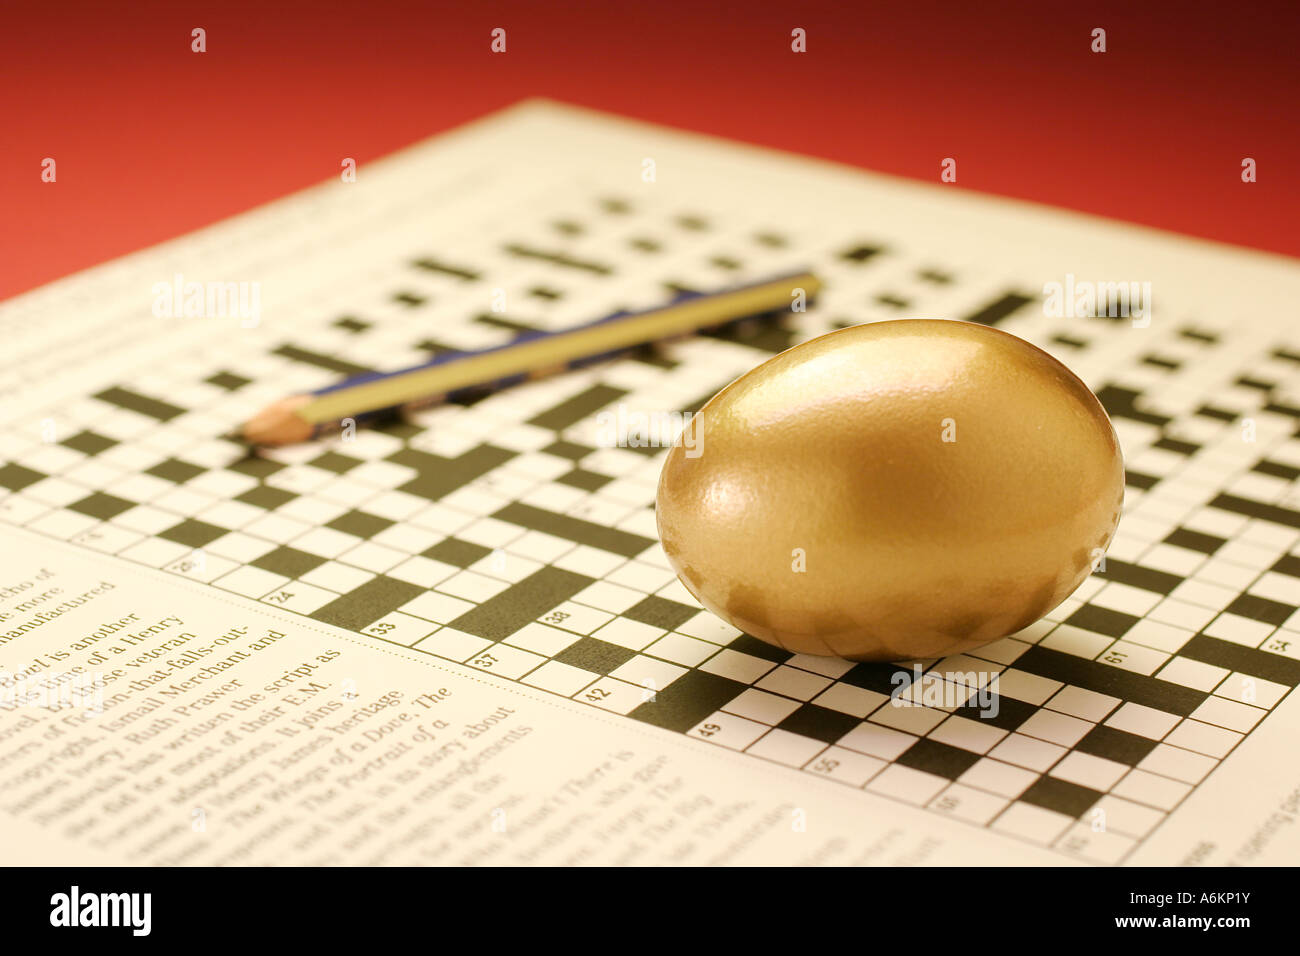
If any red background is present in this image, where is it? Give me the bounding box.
[2,0,1297,302]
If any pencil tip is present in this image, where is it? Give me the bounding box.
[238,396,314,447]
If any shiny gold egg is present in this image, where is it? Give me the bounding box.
[656,319,1124,661]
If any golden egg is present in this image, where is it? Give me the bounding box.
[656,319,1124,661]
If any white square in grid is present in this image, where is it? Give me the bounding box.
[1155,656,1229,692]
[1111,769,1191,811]
[991,801,1073,844]
[1104,702,1181,740]
[214,565,290,599]
[1213,671,1290,709]
[811,683,888,719]
[299,561,375,594]
[869,702,947,736]
[755,666,833,701]
[572,676,651,715]
[987,733,1067,772]
[686,711,767,750]
[456,516,528,549]
[1147,598,1217,633]
[552,544,627,578]
[608,655,686,691]
[469,549,544,584]
[698,648,776,684]
[522,660,599,696]
[386,555,458,588]
[1056,825,1136,865]
[645,632,718,668]
[957,756,1038,799]
[1090,794,1165,838]
[245,513,316,546]
[929,783,1010,826]
[837,722,917,761]
[1123,618,1195,654]
[677,610,741,644]
[1135,742,1217,784]
[1048,751,1128,791]
[259,581,339,615]
[401,590,477,625]
[277,495,350,526]
[990,668,1062,705]
[571,580,646,614]
[1204,613,1273,648]
[1041,624,1114,660]
[339,541,408,574]
[507,529,575,563]
[1162,718,1243,758]
[414,627,492,662]
[603,560,676,593]
[28,477,99,508]
[26,509,100,540]
[868,764,951,806]
[464,643,545,680]
[804,747,886,788]
[408,502,476,536]
[434,569,510,602]
[746,728,828,768]
[359,612,437,647]
[1090,582,1163,617]
[505,622,582,657]
[1044,685,1121,722]
[783,653,855,679]
[928,714,1007,755]
[1098,640,1170,676]
[357,490,429,522]
[722,688,801,725]
[371,523,441,555]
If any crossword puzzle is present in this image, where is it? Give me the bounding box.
[1,109,1297,864]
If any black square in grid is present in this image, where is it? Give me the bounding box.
[1019,776,1104,818]
[729,634,789,663]
[839,662,917,696]
[227,456,286,479]
[1225,593,1296,628]
[955,694,1036,732]
[236,484,296,510]
[61,430,117,456]
[423,537,492,568]
[894,737,982,780]
[252,546,327,579]
[158,519,228,548]
[556,469,612,492]
[1164,527,1225,554]
[312,575,424,631]
[0,463,46,491]
[629,670,747,733]
[541,440,593,461]
[206,371,251,390]
[623,595,697,631]
[553,637,637,675]
[1073,725,1158,765]
[776,704,862,744]
[1065,604,1139,638]
[327,509,394,539]
[1273,554,1300,578]
[333,316,371,333]
[309,451,363,475]
[147,457,205,483]
[1099,558,1182,595]
[67,492,134,520]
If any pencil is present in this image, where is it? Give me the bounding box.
[239,269,822,446]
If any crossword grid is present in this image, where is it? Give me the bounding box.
[2,182,1298,864]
